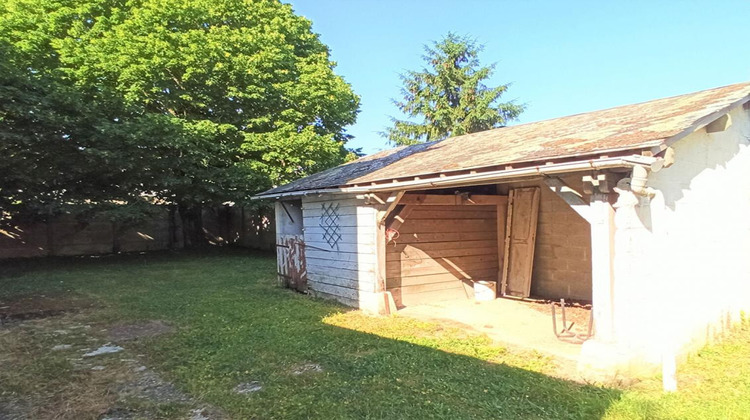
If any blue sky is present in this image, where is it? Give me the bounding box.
[288,1,750,155]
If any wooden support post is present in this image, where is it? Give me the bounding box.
[376,208,397,314]
[376,209,387,293]
[589,192,616,342]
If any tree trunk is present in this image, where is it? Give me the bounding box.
[168,205,178,249]
[112,221,121,253]
[178,203,207,248]
[45,210,55,257]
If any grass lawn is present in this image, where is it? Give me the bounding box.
[0,249,748,419]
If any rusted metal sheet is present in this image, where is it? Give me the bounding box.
[277,235,307,293]
[260,82,750,197]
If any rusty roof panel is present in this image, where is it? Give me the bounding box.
[261,142,432,194]
[261,82,750,196]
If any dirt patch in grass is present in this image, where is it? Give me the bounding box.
[1,313,122,419]
[291,362,324,375]
[115,361,191,404]
[0,299,221,419]
[108,320,174,342]
[519,298,593,334]
[0,293,97,324]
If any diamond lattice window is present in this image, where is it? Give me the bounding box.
[319,202,342,248]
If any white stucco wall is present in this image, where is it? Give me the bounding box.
[610,105,750,369]
[301,195,382,312]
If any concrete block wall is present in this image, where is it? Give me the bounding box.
[501,177,593,301]
[0,213,178,258]
[203,205,276,251]
[118,219,173,253]
[0,205,275,259]
[236,206,276,252]
[532,178,592,301]
[0,223,49,258]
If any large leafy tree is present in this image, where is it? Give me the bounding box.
[0,0,359,244]
[384,33,524,146]
[0,40,142,221]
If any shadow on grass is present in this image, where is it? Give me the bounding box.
[271,324,619,419]
[0,249,621,419]
[143,278,621,417]
[0,246,274,279]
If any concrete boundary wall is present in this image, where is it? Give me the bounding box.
[0,206,276,259]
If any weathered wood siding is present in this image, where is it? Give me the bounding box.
[386,205,498,307]
[302,196,379,309]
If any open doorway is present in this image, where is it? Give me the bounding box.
[385,179,592,308]
[275,200,307,292]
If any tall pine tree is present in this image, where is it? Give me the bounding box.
[385,33,524,146]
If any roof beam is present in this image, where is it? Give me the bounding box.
[378,191,405,225]
[386,205,415,232]
[400,193,504,206]
[252,155,657,200]
[705,113,732,133]
[364,193,386,205]
[544,177,591,223]
[651,96,749,155]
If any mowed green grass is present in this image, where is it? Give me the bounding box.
[1,249,748,419]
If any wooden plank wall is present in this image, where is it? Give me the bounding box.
[385,204,499,307]
[302,196,380,308]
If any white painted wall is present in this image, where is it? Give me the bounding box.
[610,105,750,370]
[301,195,382,312]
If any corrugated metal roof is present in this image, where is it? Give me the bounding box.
[261,82,750,196]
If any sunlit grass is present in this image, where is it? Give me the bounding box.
[323,312,551,372]
[603,319,750,420]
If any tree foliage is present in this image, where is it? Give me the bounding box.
[384,33,524,146]
[0,40,135,220]
[0,0,359,236]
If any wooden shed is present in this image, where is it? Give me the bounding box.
[257,82,750,378]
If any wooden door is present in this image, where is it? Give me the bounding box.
[275,201,307,292]
[501,187,540,297]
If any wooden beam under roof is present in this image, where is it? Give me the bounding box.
[385,205,415,233]
[400,193,504,206]
[377,191,405,225]
[705,113,732,133]
[544,177,592,223]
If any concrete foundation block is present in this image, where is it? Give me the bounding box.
[577,339,658,385]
